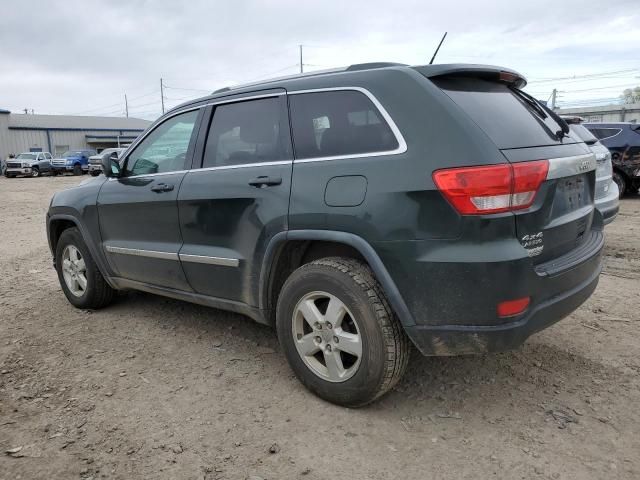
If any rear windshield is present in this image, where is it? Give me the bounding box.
[569,124,598,144]
[432,77,574,149]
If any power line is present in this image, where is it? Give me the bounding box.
[528,68,638,84]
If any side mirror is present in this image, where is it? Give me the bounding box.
[102,152,121,177]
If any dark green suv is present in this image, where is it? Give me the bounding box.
[47,63,604,406]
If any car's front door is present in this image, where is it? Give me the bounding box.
[97,108,203,290]
[177,91,293,305]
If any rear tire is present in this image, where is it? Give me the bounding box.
[73,164,82,176]
[55,227,115,309]
[276,257,410,407]
[613,171,626,199]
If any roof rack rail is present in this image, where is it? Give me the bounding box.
[210,62,407,95]
[345,62,408,71]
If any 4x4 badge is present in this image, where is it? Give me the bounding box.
[520,231,544,257]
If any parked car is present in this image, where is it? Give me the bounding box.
[51,149,96,176]
[88,148,126,176]
[4,151,53,178]
[47,63,604,406]
[584,122,640,196]
[561,116,618,223]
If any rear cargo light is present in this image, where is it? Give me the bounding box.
[497,297,530,318]
[432,160,549,215]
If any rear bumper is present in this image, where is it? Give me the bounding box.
[595,183,619,225]
[404,264,600,355]
[374,230,604,356]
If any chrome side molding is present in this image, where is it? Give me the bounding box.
[105,245,239,267]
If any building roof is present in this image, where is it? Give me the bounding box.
[8,113,150,131]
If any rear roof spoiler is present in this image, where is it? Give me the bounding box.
[413,64,527,88]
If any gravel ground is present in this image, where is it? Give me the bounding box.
[1,174,639,480]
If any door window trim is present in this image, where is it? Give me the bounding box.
[287,86,408,163]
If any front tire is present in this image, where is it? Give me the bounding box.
[55,228,115,309]
[73,164,82,176]
[276,257,410,407]
[31,167,40,178]
[90,170,100,177]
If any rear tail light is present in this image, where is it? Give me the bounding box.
[497,297,530,318]
[432,160,549,215]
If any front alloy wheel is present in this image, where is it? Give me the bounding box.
[61,245,87,297]
[292,291,362,382]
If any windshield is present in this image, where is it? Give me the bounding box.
[100,148,121,156]
[61,151,84,157]
[16,153,37,160]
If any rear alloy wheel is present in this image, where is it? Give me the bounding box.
[613,171,626,199]
[291,291,363,382]
[31,167,40,178]
[73,164,82,176]
[55,227,115,309]
[277,257,410,407]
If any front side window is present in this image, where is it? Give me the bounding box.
[125,110,198,176]
[203,97,287,168]
[289,90,399,159]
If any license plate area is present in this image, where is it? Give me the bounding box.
[554,173,590,213]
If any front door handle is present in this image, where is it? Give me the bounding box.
[248,176,282,188]
[150,183,174,193]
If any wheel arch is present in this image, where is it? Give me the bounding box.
[47,213,116,288]
[260,230,415,328]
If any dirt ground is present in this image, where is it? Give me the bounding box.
[0,174,639,480]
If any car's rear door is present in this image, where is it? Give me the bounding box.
[177,90,293,305]
[97,108,204,290]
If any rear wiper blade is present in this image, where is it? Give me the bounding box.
[510,87,548,119]
[511,87,570,139]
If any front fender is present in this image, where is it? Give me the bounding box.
[259,230,416,327]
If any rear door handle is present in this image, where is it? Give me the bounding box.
[150,183,174,193]
[248,176,282,187]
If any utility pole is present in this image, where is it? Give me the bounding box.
[124,94,129,118]
[299,45,303,73]
[551,88,557,110]
[160,78,165,114]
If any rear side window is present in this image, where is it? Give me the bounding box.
[587,127,622,140]
[203,97,288,168]
[433,77,572,149]
[289,90,399,159]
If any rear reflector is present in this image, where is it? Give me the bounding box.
[497,297,530,318]
[432,160,549,215]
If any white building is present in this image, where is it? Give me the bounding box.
[555,103,640,124]
[0,108,150,159]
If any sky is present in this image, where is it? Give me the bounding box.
[1,0,639,120]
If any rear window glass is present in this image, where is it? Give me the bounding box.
[289,90,399,159]
[432,77,573,149]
